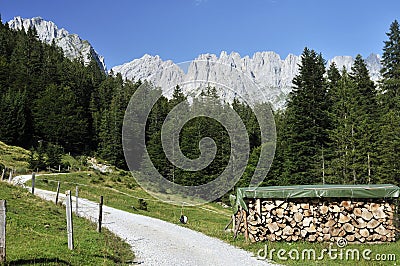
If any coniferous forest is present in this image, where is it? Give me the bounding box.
[0,17,399,191]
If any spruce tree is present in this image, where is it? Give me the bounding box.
[283,48,329,184]
[349,55,378,183]
[377,20,400,185]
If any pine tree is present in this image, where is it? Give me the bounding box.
[377,20,400,185]
[327,68,356,184]
[282,48,329,184]
[349,55,378,184]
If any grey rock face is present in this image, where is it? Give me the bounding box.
[112,52,381,109]
[8,16,107,72]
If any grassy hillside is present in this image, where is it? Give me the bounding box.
[1,141,398,265]
[34,171,400,266]
[0,182,134,265]
[0,141,30,172]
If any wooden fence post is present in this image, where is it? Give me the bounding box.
[0,200,6,262]
[55,182,60,205]
[31,173,36,194]
[1,169,4,181]
[75,186,79,214]
[65,190,74,250]
[97,196,103,233]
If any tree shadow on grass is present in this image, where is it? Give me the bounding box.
[7,258,71,265]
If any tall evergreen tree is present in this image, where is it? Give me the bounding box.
[349,55,378,183]
[377,20,400,185]
[282,48,329,184]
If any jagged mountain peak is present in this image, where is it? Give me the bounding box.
[111,52,381,109]
[7,16,107,72]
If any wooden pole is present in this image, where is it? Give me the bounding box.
[0,169,4,181]
[75,186,79,214]
[0,200,6,263]
[31,172,36,194]
[65,190,74,250]
[97,196,103,233]
[55,182,60,205]
[243,209,249,242]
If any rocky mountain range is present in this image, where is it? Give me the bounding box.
[7,16,382,109]
[111,52,382,109]
[8,16,107,72]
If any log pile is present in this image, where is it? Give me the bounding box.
[234,198,398,243]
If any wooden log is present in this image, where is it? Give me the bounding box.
[303,210,312,217]
[354,217,367,229]
[366,219,379,229]
[320,205,329,215]
[300,203,309,210]
[303,217,313,227]
[278,222,286,229]
[325,219,335,227]
[372,208,386,219]
[300,229,308,238]
[341,201,352,211]
[276,208,284,218]
[360,228,370,238]
[308,235,316,242]
[290,203,299,213]
[330,205,341,213]
[256,199,261,216]
[370,203,380,211]
[267,234,276,241]
[354,208,362,217]
[338,230,346,237]
[294,212,303,223]
[275,200,285,207]
[267,222,279,233]
[343,223,354,232]
[346,234,355,242]
[306,223,317,233]
[290,219,297,227]
[361,210,373,221]
[375,225,388,236]
[330,227,341,237]
[283,226,294,236]
[339,213,351,223]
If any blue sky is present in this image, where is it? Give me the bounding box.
[1,0,399,68]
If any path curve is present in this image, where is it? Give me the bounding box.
[12,175,274,266]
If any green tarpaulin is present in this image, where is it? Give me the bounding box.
[233,184,400,212]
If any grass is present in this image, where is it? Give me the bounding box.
[34,170,400,266]
[1,140,398,265]
[0,141,29,172]
[0,181,134,265]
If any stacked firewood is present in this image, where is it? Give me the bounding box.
[234,198,398,243]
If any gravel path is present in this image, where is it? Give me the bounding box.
[12,175,275,266]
